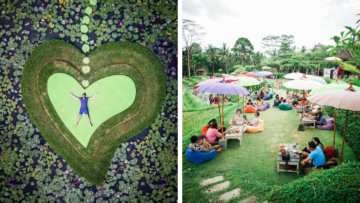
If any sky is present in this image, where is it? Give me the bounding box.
[183,0,360,54]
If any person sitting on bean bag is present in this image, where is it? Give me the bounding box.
[244,112,260,132]
[273,94,281,107]
[253,97,263,108]
[186,136,222,164]
[252,92,258,100]
[263,94,270,100]
[202,119,227,135]
[206,121,229,143]
[279,99,293,110]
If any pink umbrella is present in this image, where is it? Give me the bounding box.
[307,81,360,164]
[194,78,239,89]
[244,73,259,78]
[259,71,273,76]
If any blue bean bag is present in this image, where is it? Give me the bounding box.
[263,95,270,100]
[186,149,217,164]
[256,103,267,111]
[279,103,293,111]
[265,101,270,108]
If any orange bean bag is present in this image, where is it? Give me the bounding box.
[244,105,257,113]
[201,125,209,135]
[246,120,264,133]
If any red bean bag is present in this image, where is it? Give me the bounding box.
[324,146,336,161]
[244,105,257,113]
[201,125,209,135]
[256,103,267,111]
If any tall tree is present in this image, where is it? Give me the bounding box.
[182,19,205,77]
[206,44,218,76]
[261,35,281,57]
[251,51,264,65]
[218,43,230,74]
[278,35,295,56]
[192,52,212,75]
[232,37,254,67]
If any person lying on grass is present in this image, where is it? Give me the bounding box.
[206,121,229,142]
[188,136,223,153]
[301,141,325,168]
[244,112,260,132]
[69,92,98,127]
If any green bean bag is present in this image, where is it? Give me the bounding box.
[269,93,273,99]
[279,103,293,111]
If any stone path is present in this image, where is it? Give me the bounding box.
[200,176,267,202]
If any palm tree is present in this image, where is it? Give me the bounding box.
[232,38,254,67]
[206,44,218,76]
[251,51,264,65]
[218,43,230,74]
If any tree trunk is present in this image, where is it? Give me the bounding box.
[225,63,228,74]
[212,61,215,76]
[187,49,190,78]
[306,68,308,74]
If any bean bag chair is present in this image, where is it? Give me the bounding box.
[269,93,273,99]
[263,95,270,100]
[273,99,281,107]
[251,95,258,100]
[186,149,217,164]
[246,120,264,133]
[316,118,334,130]
[256,103,267,111]
[323,146,337,161]
[244,105,257,113]
[265,101,270,108]
[201,125,209,135]
[279,103,293,111]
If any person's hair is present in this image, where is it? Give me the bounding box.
[283,99,286,102]
[248,99,251,102]
[286,91,289,94]
[210,121,218,128]
[255,92,257,94]
[255,112,259,117]
[257,97,261,101]
[82,93,86,96]
[280,97,283,100]
[317,108,321,111]
[313,137,322,146]
[308,141,316,149]
[190,136,198,143]
[236,108,242,114]
[208,119,216,125]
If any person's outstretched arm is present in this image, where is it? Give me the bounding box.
[89,92,98,99]
[69,93,79,99]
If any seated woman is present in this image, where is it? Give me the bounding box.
[252,92,258,100]
[244,112,260,131]
[188,136,222,153]
[307,103,319,115]
[273,95,281,107]
[206,121,229,143]
[292,98,299,107]
[232,108,247,125]
[253,97,263,108]
[259,89,265,99]
[202,118,227,135]
[286,91,291,100]
[301,137,324,157]
[300,141,326,169]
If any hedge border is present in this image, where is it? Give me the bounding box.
[21,39,166,184]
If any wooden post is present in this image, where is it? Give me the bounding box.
[333,108,336,147]
[242,95,244,114]
[218,100,221,120]
[238,95,239,108]
[301,90,305,123]
[221,94,225,139]
[340,110,348,164]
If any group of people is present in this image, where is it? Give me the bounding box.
[247,85,275,108]
[188,109,261,155]
[209,94,232,105]
[300,137,326,168]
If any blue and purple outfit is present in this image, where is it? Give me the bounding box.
[79,97,89,114]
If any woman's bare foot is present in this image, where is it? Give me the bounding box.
[217,148,223,153]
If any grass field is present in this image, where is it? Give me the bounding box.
[182,82,359,202]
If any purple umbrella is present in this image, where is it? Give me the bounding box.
[195,83,250,136]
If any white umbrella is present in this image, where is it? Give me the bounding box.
[283,73,306,80]
[325,57,342,61]
[283,79,323,90]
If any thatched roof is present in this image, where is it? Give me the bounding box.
[337,50,351,59]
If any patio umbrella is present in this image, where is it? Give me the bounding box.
[307,81,360,164]
[306,75,327,85]
[259,71,273,76]
[325,56,342,61]
[195,83,250,137]
[283,73,305,80]
[194,77,239,90]
[234,77,261,111]
[249,72,267,88]
[283,79,323,130]
[245,73,259,78]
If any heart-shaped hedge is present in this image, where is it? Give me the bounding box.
[21,39,166,185]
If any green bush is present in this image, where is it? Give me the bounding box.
[274,73,286,78]
[321,77,332,84]
[345,78,360,87]
[324,106,360,160]
[183,103,233,112]
[268,161,360,202]
[182,80,192,87]
[183,91,202,109]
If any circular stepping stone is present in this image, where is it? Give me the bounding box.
[85,7,92,15]
[205,181,230,193]
[82,16,90,24]
[82,65,90,74]
[81,34,89,42]
[82,80,89,87]
[83,57,90,65]
[82,44,90,53]
[200,176,224,186]
[81,25,88,33]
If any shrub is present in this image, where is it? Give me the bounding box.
[183,91,202,109]
[274,73,286,78]
[321,77,332,84]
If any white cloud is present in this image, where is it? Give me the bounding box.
[183,0,360,53]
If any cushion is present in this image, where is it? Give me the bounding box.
[186,149,217,164]
[246,120,264,133]
[263,95,270,100]
[265,101,270,108]
[273,99,281,107]
[323,146,337,161]
[256,103,267,111]
[201,125,209,136]
[244,105,257,113]
[269,93,273,99]
[315,118,334,130]
[279,103,293,110]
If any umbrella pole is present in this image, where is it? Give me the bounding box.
[242,95,244,114]
[218,100,221,120]
[301,90,305,123]
[222,94,224,139]
[340,110,348,164]
[238,95,239,108]
[333,108,336,147]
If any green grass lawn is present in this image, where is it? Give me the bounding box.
[183,85,359,202]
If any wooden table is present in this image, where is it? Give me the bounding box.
[277,143,300,175]
[299,114,316,129]
[219,126,244,150]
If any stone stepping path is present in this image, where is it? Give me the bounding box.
[200,176,268,202]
